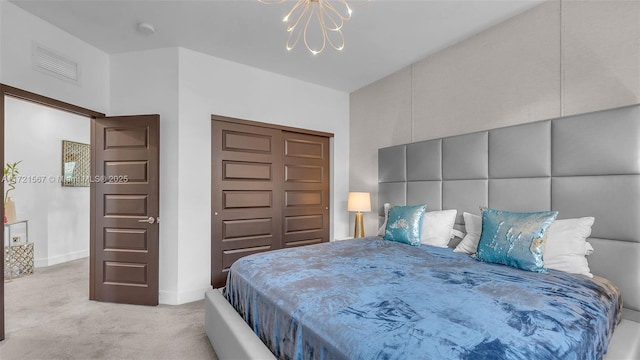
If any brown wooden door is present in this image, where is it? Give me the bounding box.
[91,115,160,305]
[211,120,283,288]
[282,131,330,247]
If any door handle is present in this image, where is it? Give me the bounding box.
[138,217,156,224]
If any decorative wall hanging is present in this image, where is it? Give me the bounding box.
[62,140,90,187]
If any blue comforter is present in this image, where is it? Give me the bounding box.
[225,238,621,360]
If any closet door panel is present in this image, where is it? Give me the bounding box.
[211,121,283,288]
[282,132,330,248]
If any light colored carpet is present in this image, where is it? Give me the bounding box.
[0,257,217,360]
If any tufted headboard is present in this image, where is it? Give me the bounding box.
[378,104,640,322]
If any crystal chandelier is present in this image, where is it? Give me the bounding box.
[259,0,366,55]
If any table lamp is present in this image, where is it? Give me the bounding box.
[347,192,371,238]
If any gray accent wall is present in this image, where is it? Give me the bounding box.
[350,0,640,237]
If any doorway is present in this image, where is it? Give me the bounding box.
[2,95,92,339]
[0,85,161,341]
[0,84,104,341]
[4,95,91,272]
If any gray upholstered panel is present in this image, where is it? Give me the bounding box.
[552,176,640,242]
[407,181,442,210]
[379,145,406,182]
[489,178,551,212]
[489,121,551,178]
[378,182,406,216]
[442,132,488,180]
[407,139,442,181]
[588,238,640,314]
[553,105,640,176]
[443,180,488,224]
[378,104,640,321]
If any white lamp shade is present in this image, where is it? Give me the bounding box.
[347,192,371,212]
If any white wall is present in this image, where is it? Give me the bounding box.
[0,1,109,114]
[0,0,350,305]
[0,0,107,267]
[112,47,349,304]
[350,0,640,235]
[176,48,350,304]
[0,1,3,78]
[110,47,350,305]
[4,96,90,267]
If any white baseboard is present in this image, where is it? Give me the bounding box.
[35,249,89,268]
[33,251,208,306]
[159,286,210,305]
[159,290,179,305]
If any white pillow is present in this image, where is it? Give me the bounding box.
[544,217,595,278]
[451,228,466,239]
[454,213,595,278]
[421,209,457,247]
[377,203,392,236]
[377,204,457,247]
[585,242,594,256]
[453,212,482,254]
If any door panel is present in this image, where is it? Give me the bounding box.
[92,115,159,305]
[282,131,330,248]
[104,161,148,182]
[285,138,325,159]
[211,121,283,288]
[285,164,324,182]
[285,190,323,207]
[223,161,272,180]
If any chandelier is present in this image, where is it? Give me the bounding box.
[259,0,367,55]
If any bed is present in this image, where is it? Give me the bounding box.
[206,104,640,359]
[226,238,621,359]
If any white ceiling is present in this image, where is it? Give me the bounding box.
[10,0,542,93]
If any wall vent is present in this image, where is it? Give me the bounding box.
[32,43,80,85]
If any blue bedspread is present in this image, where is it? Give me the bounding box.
[225,238,622,360]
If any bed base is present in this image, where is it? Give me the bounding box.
[205,287,639,360]
[205,288,276,360]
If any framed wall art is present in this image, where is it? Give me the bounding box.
[62,140,90,187]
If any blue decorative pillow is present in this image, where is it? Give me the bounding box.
[475,208,558,273]
[384,205,427,246]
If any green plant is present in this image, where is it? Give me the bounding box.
[4,161,22,204]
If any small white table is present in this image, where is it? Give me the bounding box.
[4,220,32,281]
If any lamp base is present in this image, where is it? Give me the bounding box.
[354,212,365,238]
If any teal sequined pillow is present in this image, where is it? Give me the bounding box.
[476,208,558,273]
[384,205,427,246]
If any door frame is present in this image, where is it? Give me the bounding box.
[0,84,104,341]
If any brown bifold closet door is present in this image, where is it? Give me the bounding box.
[282,131,330,248]
[91,115,160,305]
[211,117,332,288]
[211,120,284,288]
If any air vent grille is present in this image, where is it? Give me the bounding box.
[32,43,80,84]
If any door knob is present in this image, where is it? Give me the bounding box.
[138,217,156,224]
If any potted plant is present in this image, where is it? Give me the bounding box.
[4,161,21,223]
